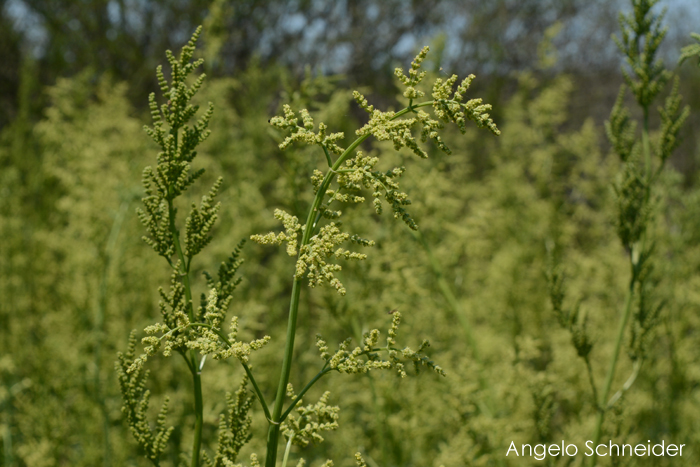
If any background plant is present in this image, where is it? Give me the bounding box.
[2,1,700,467]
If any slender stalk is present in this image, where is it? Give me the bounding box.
[588,275,635,467]
[584,356,600,411]
[606,359,642,409]
[265,278,302,466]
[281,436,294,467]
[263,100,441,467]
[191,371,204,467]
[167,194,203,467]
[589,94,653,465]
[242,362,272,421]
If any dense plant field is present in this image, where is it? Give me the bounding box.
[2,0,700,466]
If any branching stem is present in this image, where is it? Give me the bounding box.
[589,93,653,465]
[262,101,442,464]
[167,192,203,467]
[588,256,637,467]
[180,322,272,421]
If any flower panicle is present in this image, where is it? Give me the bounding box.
[432,74,500,136]
[208,377,254,466]
[295,222,370,296]
[261,46,499,296]
[115,331,174,464]
[281,387,340,447]
[270,104,345,155]
[395,45,429,99]
[318,311,445,378]
[139,26,220,262]
[250,209,302,257]
[614,0,671,108]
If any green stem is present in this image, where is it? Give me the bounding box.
[322,145,333,167]
[606,359,642,409]
[167,195,203,467]
[265,277,301,465]
[191,371,204,467]
[584,356,600,412]
[588,274,635,467]
[263,100,439,467]
[242,362,272,421]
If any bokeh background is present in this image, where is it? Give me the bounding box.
[2,0,700,466]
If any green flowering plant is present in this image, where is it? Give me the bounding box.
[544,2,688,465]
[117,27,499,467]
[116,28,267,467]
[254,44,498,467]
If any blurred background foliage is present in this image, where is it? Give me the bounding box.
[1,0,700,466]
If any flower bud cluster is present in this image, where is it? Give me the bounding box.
[141,289,269,366]
[656,78,689,165]
[613,156,650,249]
[679,33,700,68]
[138,26,221,261]
[281,386,339,447]
[295,222,369,296]
[605,87,637,162]
[203,239,246,314]
[184,177,223,258]
[116,332,174,463]
[337,152,417,229]
[204,377,253,467]
[129,243,267,371]
[138,173,175,258]
[251,209,302,257]
[547,253,594,360]
[354,106,425,158]
[319,312,446,378]
[432,74,500,136]
[270,105,345,155]
[629,252,663,361]
[615,0,671,109]
[222,453,260,467]
[263,46,500,301]
[394,45,429,99]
